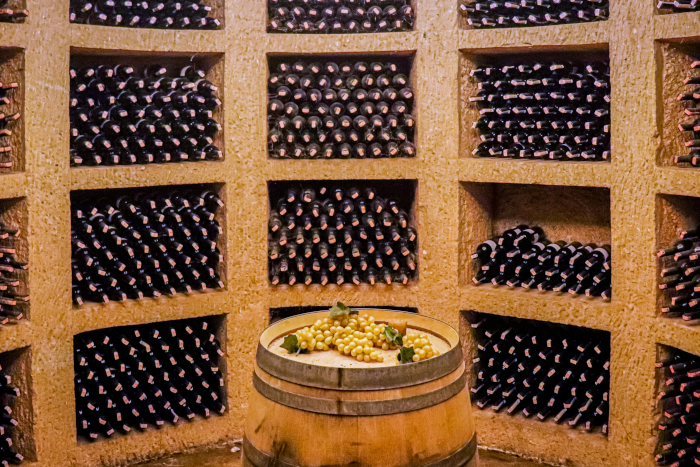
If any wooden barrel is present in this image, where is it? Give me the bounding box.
[244,310,477,467]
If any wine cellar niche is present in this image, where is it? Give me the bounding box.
[459,182,611,300]
[459,46,611,163]
[72,315,227,443]
[269,305,417,324]
[0,48,24,174]
[267,53,417,160]
[70,183,226,307]
[267,179,418,287]
[69,0,224,30]
[0,346,35,464]
[655,40,700,168]
[69,49,224,168]
[0,196,29,324]
[463,311,611,435]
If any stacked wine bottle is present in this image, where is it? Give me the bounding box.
[469,313,610,433]
[0,363,24,464]
[0,80,20,171]
[268,59,416,159]
[268,0,414,33]
[74,317,226,441]
[71,188,225,305]
[69,0,220,29]
[655,348,700,465]
[469,60,611,162]
[471,225,612,299]
[0,221,28,325]
[268,185,418,286]
[69,62,223,167]
[672,61,700,168]
[460,0,608,28]
[656,230,700,321]
[0,3,26,23]
[658,0,700,13]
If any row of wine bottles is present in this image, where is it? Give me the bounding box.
[657,230,700,321]
[657,0,700,13]
[469,61,611,162]
[0,81,19,171]
[69,62,223,167]
[674,61,700,169]
[655,349,700,466]
[74,318,225,441]
[71,189,225,305]
[471,225,612,299]
[0,363,24,464]
[69,0,220,29]
[268,59,416,159]
[0,222,27,326]
[268,0,414,33]
[469,313,610,434]
[460,0,608,29]
[268,185,418,285]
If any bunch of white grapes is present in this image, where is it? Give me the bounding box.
[403,331,440,362]
[293,314,400,363]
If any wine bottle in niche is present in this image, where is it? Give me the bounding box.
[656,228,700,321]
[74,317,226,441]
[268,0,414,34]
[471,225,611,300]
[70,0,220,29]
[461,0,608,29]
[268,57,415,160]
[69,60,223,167]
[673,61,700,169]
[269,184,418,286]
[469,60,611,163]
[71,188,225,305]
[469,312,610,434]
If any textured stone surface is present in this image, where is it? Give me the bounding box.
[0,1,693,467]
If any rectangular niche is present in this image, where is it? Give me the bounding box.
[69,0,223,29]
[267,53,417,160]
[458,1,609,29]
[653,344,700,466]
[654,193,700,323]
[655,40,700,168]
[0,196,28,324]
[462,311,610,436]
[267,179,418,287]
[73,314,227,443]
[267,0,414,33]
[70,183,226,307]
[0,346,36,463]
[69,49,224,168]
[0,48,24,173]
[459,46,611,163]
[459,182,612,299]
[270,305,418,324]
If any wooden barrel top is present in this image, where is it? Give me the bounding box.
[256,309,463,391]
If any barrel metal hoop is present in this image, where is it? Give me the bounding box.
[256,342,464,391]
[243,433,477,467]
[253,370,467,416]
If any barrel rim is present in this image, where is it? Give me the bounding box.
[257,309,463,390]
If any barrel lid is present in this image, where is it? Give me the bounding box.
[256,309,463,391]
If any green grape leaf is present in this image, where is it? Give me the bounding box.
[281,335,301,354]
[329,302,359,320]
[398,346,416,364]
[383,325,403,347]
